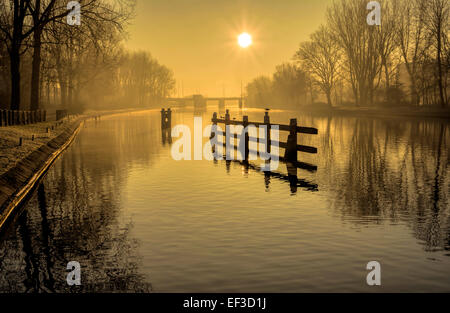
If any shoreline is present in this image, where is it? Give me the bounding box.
[0,118,83,232]
[293,106,450,120]
[0,108,146,233]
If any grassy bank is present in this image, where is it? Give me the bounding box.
[0,108,146,232]
[0,116,81,176]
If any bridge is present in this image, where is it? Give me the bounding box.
[166,95,245,110]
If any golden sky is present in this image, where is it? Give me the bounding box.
[126,0,332,97]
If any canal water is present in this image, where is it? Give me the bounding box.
[0,108,449,292]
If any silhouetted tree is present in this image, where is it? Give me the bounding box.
[295,25,341,107]
[425,0,449,107]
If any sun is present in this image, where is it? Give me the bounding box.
[238,33,252,48]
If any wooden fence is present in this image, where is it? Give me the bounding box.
[211,109,318,172]
[0,110,47,127]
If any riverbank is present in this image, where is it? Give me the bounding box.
[296,105,450,119]
[0,117,82,231]
[0,108,144,232]
[0,116,79,176]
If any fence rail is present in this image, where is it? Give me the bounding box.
[213,118,318,135]
[0,110,47,127]
[211,109,319,172]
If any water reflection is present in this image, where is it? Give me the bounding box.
[0,113,155,292]
[162,129,172,145]
[318,116,450,254]
[0,109,448,292]
[215,159,318,194]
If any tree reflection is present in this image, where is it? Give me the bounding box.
[322,116,450,253]
[0,113,156,292]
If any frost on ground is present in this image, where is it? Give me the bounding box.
[0,118,80,176]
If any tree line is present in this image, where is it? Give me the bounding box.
[246,0,449,109]
[0,0,176,112]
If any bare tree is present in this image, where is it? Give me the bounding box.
[377,0,397,94]
[425,0,449,107]
[115,51,176,107]
[294,25,341,107]
[29,0,134,110]
[0,0,32,110]
[395,0,431,106]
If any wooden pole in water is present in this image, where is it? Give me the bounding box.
[167,108,172,129]
[161,108,166,129]
[210,112,218,139]
[225,109,231,160]
[243,115,249,161]
[225,109,230,123]
[264,109,271,157]
[285,118,298,164]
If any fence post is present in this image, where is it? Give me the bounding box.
[285,118,297,164]
[225,109,230,123]
[210,112,218,158]
[225,109,231,160]
[264,109,271,157]
[210,112,217,139]
[167,108,172,129]
[242,116,249,161]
